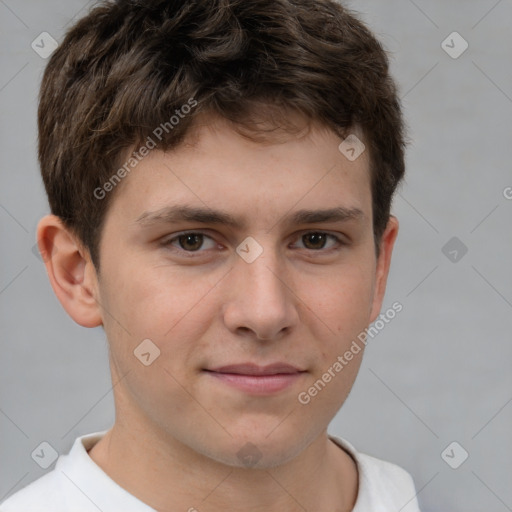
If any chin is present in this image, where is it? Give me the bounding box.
[201,425,315,470]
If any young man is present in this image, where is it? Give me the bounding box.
[1,0,420,510]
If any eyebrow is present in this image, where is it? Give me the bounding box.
[134,205,364,230]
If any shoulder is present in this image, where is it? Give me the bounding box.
[0,430,156,512]
[329,435,421,512]
[0,432,108,512]
[0,469,71,512]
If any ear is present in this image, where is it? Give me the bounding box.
[369,215,399,324]
[36,214,103,328]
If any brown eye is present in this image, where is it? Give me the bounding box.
[302,232,328,250]
[163,232,217,253]
[177,233,204,251]
[293,231,344,252]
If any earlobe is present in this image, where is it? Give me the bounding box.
[369,216,399,324]
[36,214,103,328]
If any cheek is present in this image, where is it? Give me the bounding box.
[97,263,217,422]
[100,261,220,373]
[106,259,211,330]
[295,269,372,412]
[298,261,375,344]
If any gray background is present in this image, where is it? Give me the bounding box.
[1,1,511,511]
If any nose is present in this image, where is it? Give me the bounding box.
[222,247,299,341]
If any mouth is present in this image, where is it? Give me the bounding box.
[203,363,307,395]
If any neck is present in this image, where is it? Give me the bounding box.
[88,419,358,512]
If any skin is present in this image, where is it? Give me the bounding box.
[37,113,398,512]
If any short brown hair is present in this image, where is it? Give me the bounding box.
[38,0,407,270]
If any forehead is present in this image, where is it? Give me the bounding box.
[107,115,372,228]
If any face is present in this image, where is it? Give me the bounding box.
[83,115,396,468]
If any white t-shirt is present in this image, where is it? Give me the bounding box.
[0,431,421,511]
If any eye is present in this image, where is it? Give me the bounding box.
[161,230,345,256]
[163,232,217,252]
[293,231,344,251]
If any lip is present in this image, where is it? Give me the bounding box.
[208,363,304,375]
[204,363,306,395]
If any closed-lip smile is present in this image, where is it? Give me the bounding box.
[204,363,306,394]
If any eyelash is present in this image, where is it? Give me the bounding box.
[161,231,346,256]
